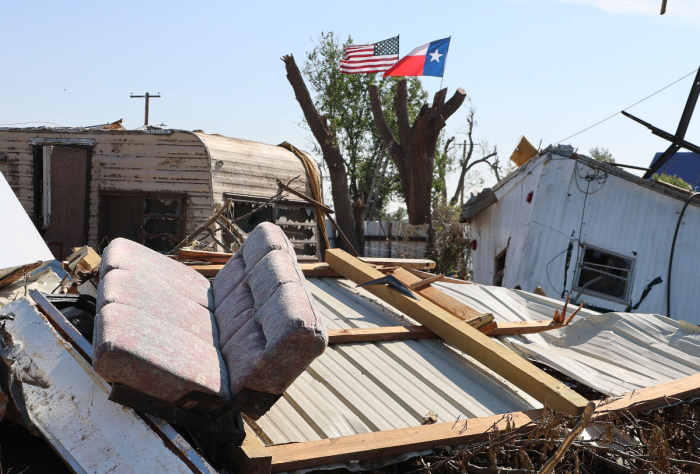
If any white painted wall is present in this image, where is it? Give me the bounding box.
[469,151,700,322]
[0,171,53,278]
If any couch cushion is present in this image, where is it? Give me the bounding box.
[93,303,230,403]
[100,238,212,308]
[215,281,255,348]
[212,252,246,309]
[246,251,301,311]
[99,269,219,346]
[241,222,295,270]
[222,282,327,396]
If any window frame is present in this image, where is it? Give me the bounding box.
[99,191,187,252]
[572,244,635,303]
[223,193,320,261]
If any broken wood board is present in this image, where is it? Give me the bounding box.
[298,263,341,277]
[326,249,589,416]
[392,267,483,323]
[0,298,217,474]
[405,267,470,284]
[263,372,700,472]
[266,409,542,472]
[0,261,43,290]
[327,326,437,344]
[483,320,568,336]
[360,257,435,270]
[71,246,101,271]
[229,422,272,474]
[178,248,233,264]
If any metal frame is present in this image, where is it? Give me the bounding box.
[573,243,635,304]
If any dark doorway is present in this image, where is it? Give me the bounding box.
[494,249,507,287]
[43,147,87,260]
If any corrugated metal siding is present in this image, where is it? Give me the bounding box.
[437,282,700,397]
[0,129,213,247]
[253,277,541,446]
[198,134,313,206]
[470,153,700,321]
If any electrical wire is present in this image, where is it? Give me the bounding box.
[555,68,699,145]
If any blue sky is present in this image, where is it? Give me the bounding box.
[2,0,700,202]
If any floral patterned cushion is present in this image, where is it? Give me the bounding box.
[246,250,301,311]
[100,238,213,309]
[98,269,219,346]
[93,303,230,403]
[215,281,255,348]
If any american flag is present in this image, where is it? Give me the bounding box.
[339,36,400,74]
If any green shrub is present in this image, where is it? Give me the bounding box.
[652,173,692,190]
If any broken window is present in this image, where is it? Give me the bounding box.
[494,248,507,287]
[574,245,633,301]
[99,193,186,253]
[224,194,320,261]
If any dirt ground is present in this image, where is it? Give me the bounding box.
[0,421,70,474]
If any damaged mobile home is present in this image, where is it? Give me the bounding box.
[0,126,324,261]
[461,144,700,321]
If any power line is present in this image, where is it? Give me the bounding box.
[555,68,699,145]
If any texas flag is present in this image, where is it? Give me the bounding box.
[383,37,451,77]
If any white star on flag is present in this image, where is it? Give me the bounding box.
[429,49,443,63]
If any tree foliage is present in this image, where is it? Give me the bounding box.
[302,32,427,214]
[652,173,692,190]
[589,147,615,163]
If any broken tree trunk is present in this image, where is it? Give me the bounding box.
[368,81,466,226]
[282,54,358,251]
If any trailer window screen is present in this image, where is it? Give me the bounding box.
[100,193,186,253]
[575,246,633,300]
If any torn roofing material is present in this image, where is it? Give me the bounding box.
[436,281,700,397]
[252,277,542,445]
[0,171,53,279]
[0,298,216,473]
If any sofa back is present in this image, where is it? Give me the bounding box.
[212,222,327,397]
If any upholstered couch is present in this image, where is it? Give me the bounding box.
[92,222,327,443]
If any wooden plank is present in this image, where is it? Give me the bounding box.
[230,422,272,474]
[392,268,483,323]
[326,249,589,416]
[594,372,700,420]
[327,326,437,344]
[0,261,43,290]
[266,372,700,472]
[409,274,444,291]
[178,248,233,264]
[484,320,566,336]
[360,257,435,270]
[189,264,224,277]
[405,268,469,284]
[267,409,542,472]
[299,263,341,277]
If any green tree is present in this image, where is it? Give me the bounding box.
[302,32,428,215]
[589,147,615,163]
[652,173,692,190]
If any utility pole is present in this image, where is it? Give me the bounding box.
[130,92,161,126]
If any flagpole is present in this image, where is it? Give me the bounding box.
[439,35,452,90]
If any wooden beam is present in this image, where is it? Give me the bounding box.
[178,249,232,264]
[231,422,272,474]
[360,257,435,270]
[277,181,335,215]
[594,372,700,420]
[0,261,43,290]
[267,409,542,472]
[405,268,470,284]
[392,268,483,323]
[326,249,589,416]
[189,264,223,277]
[266,372,700,472]
[409,274,444,291]
[299,263,341,277]
[484,320,566,336]
[327,326,437,344]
